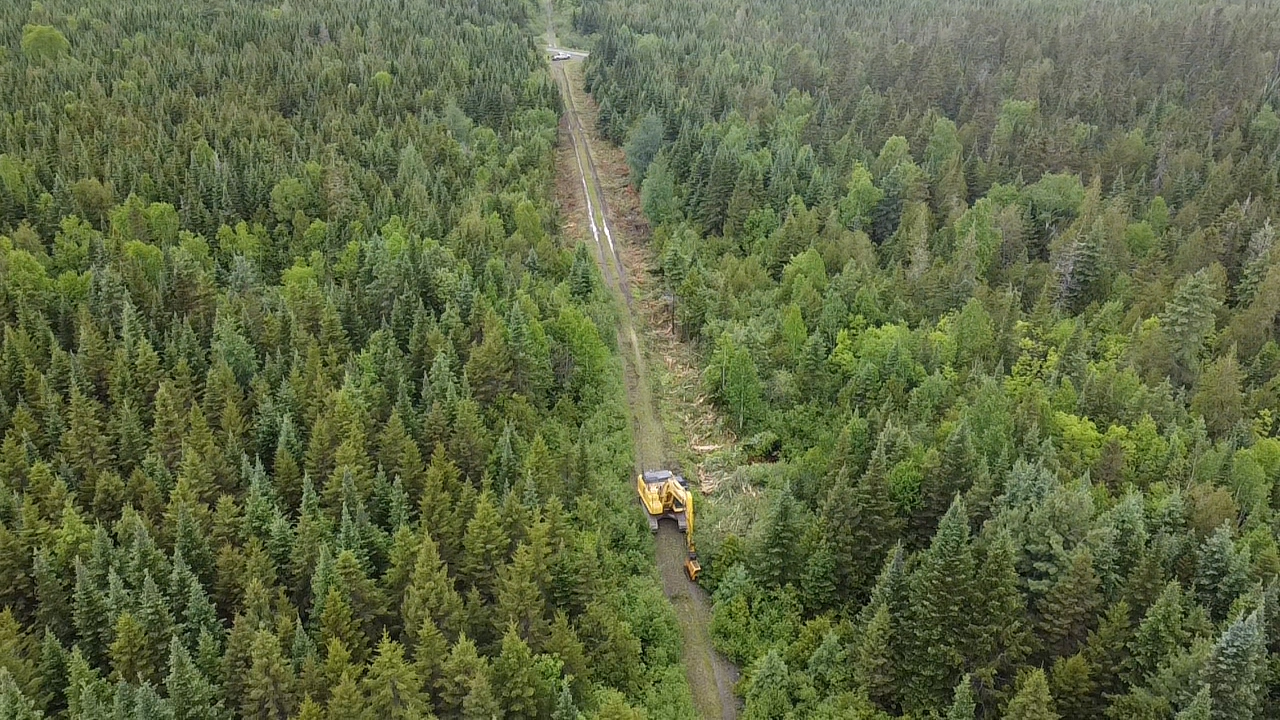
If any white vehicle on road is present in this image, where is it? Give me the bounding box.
[552,52,572,61]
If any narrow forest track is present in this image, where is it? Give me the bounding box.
[546,23,742,720]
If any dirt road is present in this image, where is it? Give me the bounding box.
[547,31,741,720]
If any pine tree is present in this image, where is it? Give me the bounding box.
[1002,669,1059,720]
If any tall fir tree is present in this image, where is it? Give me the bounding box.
[1200,610,1266,720]
[902,498,977,715]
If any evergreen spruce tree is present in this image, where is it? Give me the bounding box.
[820,448,903,607]
[902,498,977,715]
[946,674,976,720]
[362,634,427,720]
[799,541,838,614]
[420,444,467,568]
[1003,669,1059,720]
[1048,652,1097,720]
[805,631,849,697]
[912,423,980,546]
[1035,545,1101,661]
[242,629,295,720]
[324,671,364,720]
[743,650,792,720]
[402,528,464,645]
[109,612,150,684]
[166,637,223,720]
[853,602,897,712]
[1193,523,1250,622]
[438,634,485,718]
[497,544,546,645]
[1200,610,1266,720]
[972,529,1031,689]
[461,490,508,600]
[1128,581,1189,684]
[317,588,366,666]
[1175,686,1211,720]
[551,679,577,720]
[753,489,801,588]
[492,625,540,720]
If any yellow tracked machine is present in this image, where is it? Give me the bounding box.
[636,470,701,581]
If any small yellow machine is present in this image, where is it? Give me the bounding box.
[636,470,701,581]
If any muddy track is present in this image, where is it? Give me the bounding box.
[548,42,741,720]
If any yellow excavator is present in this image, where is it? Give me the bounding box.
[636,470,701,581]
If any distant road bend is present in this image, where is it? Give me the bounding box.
[547,46,589,59]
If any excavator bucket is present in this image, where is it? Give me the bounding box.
[684,553,702,582]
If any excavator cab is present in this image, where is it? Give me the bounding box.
[637,469,702,583]
[636,470,689,532]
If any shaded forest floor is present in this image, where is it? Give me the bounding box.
[551,55,742,719]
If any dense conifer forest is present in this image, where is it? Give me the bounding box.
[0,0,699,718]
[575,0,1280,717]
[6,0,1280,718]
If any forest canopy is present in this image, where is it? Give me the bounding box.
[0,0,698,718]
[574,0,1280,717]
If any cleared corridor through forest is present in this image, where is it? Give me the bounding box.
[546,11,741,719]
